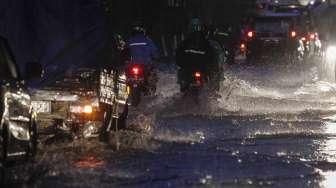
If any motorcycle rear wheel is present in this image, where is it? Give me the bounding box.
[100,104,128,142]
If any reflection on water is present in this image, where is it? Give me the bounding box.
[73,155,105,169]
[324,122,336,135]
[319,122,336,187]
[320,122,336,163]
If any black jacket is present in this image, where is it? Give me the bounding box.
[176,32,215,72]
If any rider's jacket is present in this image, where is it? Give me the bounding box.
[127,34,158,64]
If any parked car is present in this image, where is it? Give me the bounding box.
[0,36,38,162]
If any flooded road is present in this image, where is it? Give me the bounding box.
[3,60,336,187]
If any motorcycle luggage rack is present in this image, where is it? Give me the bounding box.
[99,68,123,150]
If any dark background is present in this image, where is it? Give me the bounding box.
[0,0,255,75]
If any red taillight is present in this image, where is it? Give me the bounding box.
[247,31,254,38]
[127,63,144,78]
[132,67,140,75]
[291,31,296,38]
[194,72,201,78]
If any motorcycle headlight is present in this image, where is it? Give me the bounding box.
[326,46,336,62]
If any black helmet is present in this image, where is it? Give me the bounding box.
[131,21,146,35]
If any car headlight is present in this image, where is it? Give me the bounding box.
[326,46,336,62]
[83,105,93,114]
[70,105,93,114]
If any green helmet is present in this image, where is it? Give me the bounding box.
[189,18,204,33]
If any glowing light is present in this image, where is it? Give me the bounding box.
[132,67,140,75]
[194,72,201,78]
[326,46,336,62]
[291,31,296,38]
[240,43,246,49]
[70,105,93,114]
[83,105,93,114]
[247,31,254,38]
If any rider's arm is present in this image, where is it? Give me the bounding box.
[147,38,159,60]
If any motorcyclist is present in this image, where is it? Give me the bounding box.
[176,19,217,92]
[127,22,159,65]
[126,22,159,94]
[206,25,228,91]
[99,34,130,138]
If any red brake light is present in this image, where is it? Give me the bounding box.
[127,64,144,77]
[194,72,201,78]
[132,67,140,75]
[247,31,254,38]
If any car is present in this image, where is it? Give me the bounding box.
[240,6,310,63]
[238,0,315,63]
[31,67,129,140]
[0,36,38,163]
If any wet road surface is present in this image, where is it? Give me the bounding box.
[3,60,336,188]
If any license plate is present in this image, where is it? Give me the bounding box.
[32,101,51,113]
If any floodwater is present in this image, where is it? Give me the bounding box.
[3,59,336,188]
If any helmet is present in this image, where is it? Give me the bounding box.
[131,21,146,35]
[189,18,204,33]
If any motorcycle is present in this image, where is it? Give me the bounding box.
[179,69,206,99]
[126,62,157,107]
[99,68,129,141]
